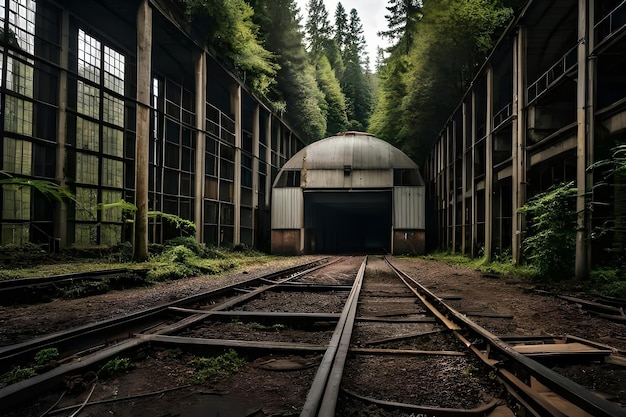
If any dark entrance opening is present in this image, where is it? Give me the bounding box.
[304,190,392,254]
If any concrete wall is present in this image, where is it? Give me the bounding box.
[393,230,425,255]
[271,230,302,255]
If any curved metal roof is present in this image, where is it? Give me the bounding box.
[281,132,419,170]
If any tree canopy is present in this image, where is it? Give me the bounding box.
[184,0,519,152]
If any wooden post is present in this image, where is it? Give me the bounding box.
[134,0,152,261]
[54,10,69,249]
[485,66,494,262]
[575,0,590,280]
[194,52,207,243]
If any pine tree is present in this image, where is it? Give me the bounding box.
[341,8,372,130]
[379,0,423,54]
[251,0,326,142]
[304,0,332,60]
[315,55,348,136]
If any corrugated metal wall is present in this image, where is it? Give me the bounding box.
[271,188,303,229]
[394,186,425,229]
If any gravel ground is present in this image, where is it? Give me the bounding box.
[1,255,625,417]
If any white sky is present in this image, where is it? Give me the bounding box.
[294,0,392,63]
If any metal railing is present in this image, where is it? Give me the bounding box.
[527,45,578,104]
[595,0,626,47]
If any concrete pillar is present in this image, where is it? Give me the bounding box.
[485,66,494,262]
[54,10,70,248]
[451,122,457,252]
[470,92,477,256]
[231,85,242,245]
[575,0,594,280]
[265,113,272,208]
[252,104,260,243]
[461,103,467,255]
[134,0,152,261]
[512,27,527,265]
[194,52,207,243]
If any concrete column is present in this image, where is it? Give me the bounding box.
[485,66,494,262]
[194,52,207,243]
[252,104,260,243]
[134,0,152,261]
[470,92,477,256]
[575,0,594,280]
[451,122,457,252]
[231,85,242,245]
[461,103,468,255]
[265,113,272,208]
[512,28,527,264]
[54,10,70,248]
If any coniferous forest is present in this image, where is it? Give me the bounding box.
[184,0,525,165]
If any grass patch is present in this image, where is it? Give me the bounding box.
[191,349,246,383]
[421,251,538,280]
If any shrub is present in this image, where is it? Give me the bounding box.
[34,348,59,367]
[98,357,135,378]
[518,182,577,278]
[192,350,245,383]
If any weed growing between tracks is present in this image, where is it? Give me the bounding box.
[191,349,246,383]
[0,347,59,388]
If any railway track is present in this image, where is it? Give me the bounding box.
[0,256,624,417]
[0,268,149,305]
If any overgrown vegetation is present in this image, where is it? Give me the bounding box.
[0,347,60,388]
[97,357,135,379]
[423,251,537,280]
[191,349,246,383]
[518,182,578,278]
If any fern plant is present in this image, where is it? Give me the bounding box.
[518,182,578,278]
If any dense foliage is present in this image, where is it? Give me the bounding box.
[518,182,578,278]
[182,0,518,149]
[371,0,517,164]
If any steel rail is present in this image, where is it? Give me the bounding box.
[300,256,367,417]
[384,257,626,417]
[0,258,333,388]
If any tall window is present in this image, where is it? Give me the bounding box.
[1,0,37,245]
[74,28,126,246]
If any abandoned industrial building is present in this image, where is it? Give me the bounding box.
[423,0,626,278]
[271,132,425,255]
[0,0,304,253]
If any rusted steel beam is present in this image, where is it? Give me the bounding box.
[139,334,327,352]
[300,256,367,417]
[342,389,500,417]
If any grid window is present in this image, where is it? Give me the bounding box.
[77,81,100,118]
[76,153,98,185]
[78,29,101,83]
[3,138,32,175]
[4,95,33,135]
[9,0,36,54]
[103,45,124,94]
[75,187,97,221]
[6,57,33,97]
[101,189,122,222]
[76,117,99,151]
[2,185,30,220]
[75,223,97,245]
[1,224,29,245]
[102,158,123,188]
[100,224,121,246]
[103,92,124,126]
[103,126,123,157]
